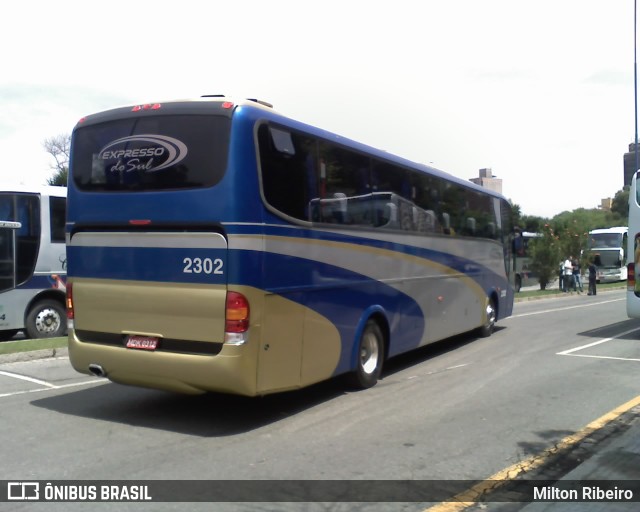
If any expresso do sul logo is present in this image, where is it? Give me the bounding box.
[98,135,188,173]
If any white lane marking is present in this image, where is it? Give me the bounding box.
[406,363,470,381]
[444,364,469,370]
[562,354,640,362]
[0,370,56,387]
[0,379,106,398]
[508,298,623,319]
[557,326,640,361]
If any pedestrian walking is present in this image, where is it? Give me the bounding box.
[587,259,597,295]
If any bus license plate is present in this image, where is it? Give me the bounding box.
[126,335,159,351]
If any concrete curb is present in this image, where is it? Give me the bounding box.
[0,347,68,364]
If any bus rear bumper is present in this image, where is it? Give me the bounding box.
[68,331,259,396]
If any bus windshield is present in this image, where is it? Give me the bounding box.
[587,249,622,269]
[71,115,231,191]
[588,233,624,249]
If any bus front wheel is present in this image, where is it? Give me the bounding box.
[348,320,384,389]
[25,300,67,339]
[479,297,497,338]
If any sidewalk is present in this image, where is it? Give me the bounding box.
[472,286,639,511]
[507,401,640,511]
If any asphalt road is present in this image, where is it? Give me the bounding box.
[0,289,637,511]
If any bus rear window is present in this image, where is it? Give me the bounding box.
[72,115,230,191]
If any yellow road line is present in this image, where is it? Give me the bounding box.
[424,394,640,512]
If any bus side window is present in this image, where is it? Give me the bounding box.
[331,193,348,223]
[49,196,66,243]
[442,212,451,234]
[425,210,437,232]
[259,124,315,221]
[385,202,398,228]
[15,195,40,285]
[466,217,476,236]
[486,222,496,239]
[317,142,371,226]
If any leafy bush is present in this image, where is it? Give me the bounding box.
[528,224,561,290]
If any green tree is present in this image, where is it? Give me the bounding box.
[552,208,611,233]
[43,134,70,186]
[510,201,522,230]
[528,224,561,290]
[520,215,547,233]
[610,187,629,223]
[553,220,588,262]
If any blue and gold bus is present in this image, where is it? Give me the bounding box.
[66,96,514,396]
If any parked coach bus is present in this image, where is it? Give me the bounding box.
[0,186,67,340]
[628,173,640,318]
[585,226,627,283]
[66,96,515,396]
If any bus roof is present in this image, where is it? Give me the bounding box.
[0,185,67,197]
[75,95,508,203]
[589,226,627,234]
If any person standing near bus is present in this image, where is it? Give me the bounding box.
[587,259,597,295]
[563,256,574,293]
[572,257,583,293]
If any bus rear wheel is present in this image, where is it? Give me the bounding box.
[25,300,67,339]
[348,320,384,389]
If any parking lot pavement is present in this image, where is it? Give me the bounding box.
[0,349,102,398]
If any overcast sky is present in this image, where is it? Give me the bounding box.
[0,0,635,218]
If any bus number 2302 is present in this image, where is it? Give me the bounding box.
[183,257,224,275]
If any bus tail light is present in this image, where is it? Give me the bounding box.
[224,291,249,345]
[132,103,161,112]
[628,263,635,292]
[66,282,75,329]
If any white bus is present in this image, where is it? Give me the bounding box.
[0,186,67,340]
[585,226,628,283]
[628,173,640,317]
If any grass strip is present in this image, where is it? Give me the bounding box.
[0,337,67,355]
[517,281,625,299]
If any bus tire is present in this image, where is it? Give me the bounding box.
[479,297,497,338]
[25,300,67,339]
[348,320,384,389]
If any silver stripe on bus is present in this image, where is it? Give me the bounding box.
[70,232,227,249]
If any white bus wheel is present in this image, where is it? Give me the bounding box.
[348,320,384,389]
[479,297,497,338]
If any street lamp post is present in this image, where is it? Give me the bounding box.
[635,0,638,175]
